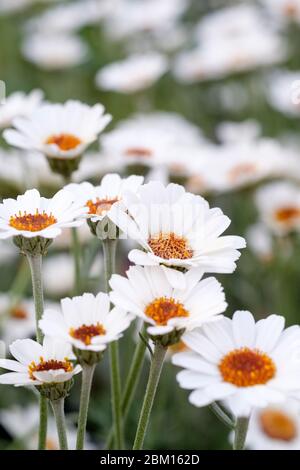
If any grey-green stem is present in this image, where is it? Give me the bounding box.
[76,363,96,450]
[233,416,250,450]
[133,342,167,450]
[51,398,68,450]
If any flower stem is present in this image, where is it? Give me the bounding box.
[209,402,235,429]
[26,253,48,450]
[233,416,250,450]
[51,398,68,450]
[106,324,147,449]
[72,227,81,295]
[102,238,124,449]
[76,364,96,450]
[133,342,167,450]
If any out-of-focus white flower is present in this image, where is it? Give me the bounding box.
[174,5,285,83]
[0,149,27,192]
[4,100,111,160]
[173,311,300,417]
[0,90,43,129]
[26,0,111,34]
[0,0,56,15]
[95,53,168,93]
[246,223,273,262]
[0,404,95,450]
[109,181,246,285]
[262,0,300,23]
[0,294,58,345]
[0,337,81,386]
[40,292,133,352]
[0,188,87,240]
[104,0,188,40]
[65,174,143,223]
[51,224,93,250]
[110,265,227,337]
[255,181,300,235]
[267,70,300,117]
[246,401,300,450]
[100,112,205,170]
[0,240,17,265]
[21,33,89,70]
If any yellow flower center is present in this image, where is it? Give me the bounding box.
[86,197,120,216]
[69,323,106,345]
[145,297,189,326]
[260,409,297,442]
[125,147,152,158]
[10,305,28,320]
[9,210,57,232]
[28,357,73,380]
[148,233,193,260]
[45,133,82,151]
[218,347,276,387]
[274,207,300,223]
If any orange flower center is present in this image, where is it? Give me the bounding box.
[145,297,189,326]
[274,207,300,223]
[10,306,28,320]
[284,2,298,17]
[218,347,276,387]
[9,210,57,232]
[28,357,73,380]
[148,233,193,260]
[69,323,106,345]
[260,409,297,442]
[169,340,188,355]
[45,133,81,151]
[46,438,59,450]
[86,197,120,216]
[125,147,153,158]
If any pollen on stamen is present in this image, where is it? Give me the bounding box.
[145,297,189,326]
[218,347,276,387]
[148,232,193,260]
[9,210,57,232]
[45,133,82,151]
[69,323,106,346]
[86,197,120,216]
[28,356,73,380]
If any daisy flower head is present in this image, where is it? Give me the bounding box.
[95,53,168,94]
[39,293,133,364]
[3,100,111,178]
[110,265,227,346]
[109,181,246,284]
[0,89,43,130]
[173,311,300,417]
[246,400,300,450]
[0,336,81,388]
[0,188,88,255]
[255,181,300,236]
[64,173,143,236]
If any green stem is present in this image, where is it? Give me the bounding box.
[76,364,96,450]
[51,398,68,450]
[133,342,167,450]
[106,324,147,449]
[209,402,235,429]
[72,227,81,295]
[102,238,123,449]
[233,416,250,450]
[26,253,48,450]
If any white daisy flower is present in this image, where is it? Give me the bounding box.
[4,100,111,160]
[110,265,227,337]
[39,292,133,352]
[246,223,273,262]
[246,400,300,450]
[267,69,300,117]
[109,181,246,284]
[0,188,87,240]
[255,181,300,236]
[21,33,89,71]
[0,337,81,386]
[65,173,143,223]
[0,90,43,129]
[262,0,300,23]
[95,53,168,94]
[173,311,300,417]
